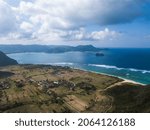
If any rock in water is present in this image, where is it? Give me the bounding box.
[96,52,104,57]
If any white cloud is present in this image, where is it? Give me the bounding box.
[15,0,148,29]
[0,0,17,35]
[64,28,121,41]
[31,29,64,42]
[13,0,126,42]
[0,0,149,44]
[90,28,120,40]
[20,22,33,32]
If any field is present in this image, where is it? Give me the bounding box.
[0,65,150,113]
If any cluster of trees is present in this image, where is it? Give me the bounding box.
[76,82,96,93]
[15,80,25,88]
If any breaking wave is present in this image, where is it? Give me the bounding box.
[88,64,150,74]
[46,62,74,66]
[88,64,124,70]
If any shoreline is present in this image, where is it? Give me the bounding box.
[72,67,146,86]
[121,79,145,85]
[38,63,147,86]
[23,64,147,86]
[4,64,146,86]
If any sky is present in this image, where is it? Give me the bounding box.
[0,0,150,47]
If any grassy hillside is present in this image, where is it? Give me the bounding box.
[0,65,149,113]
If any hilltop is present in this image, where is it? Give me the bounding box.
[0,65,149,113]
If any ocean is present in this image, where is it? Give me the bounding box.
[7,48,150,85]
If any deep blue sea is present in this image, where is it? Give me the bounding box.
[7,48,150,85]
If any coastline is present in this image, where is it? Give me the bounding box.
[0,64,149,113]
[3,63,146,86]
[32,63,147,86]
[72,67,146,86]
[121,79,145,85]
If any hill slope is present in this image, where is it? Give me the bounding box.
[0,65,149,113]
[0,51,18,66]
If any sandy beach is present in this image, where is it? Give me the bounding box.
[122,79,145,85]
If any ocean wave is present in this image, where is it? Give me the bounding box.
[142,70,150,74]
[129,68,150,74]
[88,64,150,74]
[46,62,74,66]
[88,64,123,70]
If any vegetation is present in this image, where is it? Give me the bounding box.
[0,65,149,113]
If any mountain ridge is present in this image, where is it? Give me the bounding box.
[0,45,105,54]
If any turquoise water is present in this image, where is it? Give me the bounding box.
[7,48,150,85]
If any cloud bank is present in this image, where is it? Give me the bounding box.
[0,0,150,44]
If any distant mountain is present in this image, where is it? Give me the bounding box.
[0,51,18,66]
[0,45,104,54]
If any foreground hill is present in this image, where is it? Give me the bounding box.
[0,65,149,113]
[0,45,104,53]
[0,51,18,66]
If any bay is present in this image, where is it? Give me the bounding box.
[7,48,150,85]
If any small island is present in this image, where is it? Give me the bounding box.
[96,52,104,57]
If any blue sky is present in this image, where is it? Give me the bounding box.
[0,0,150,47]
